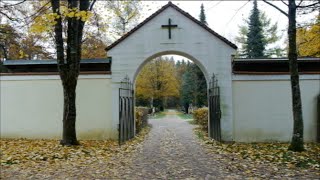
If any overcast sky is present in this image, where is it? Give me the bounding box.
[139,1,315,45]
[134,1,316,61]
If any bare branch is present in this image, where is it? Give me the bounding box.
[2,0,26,7]
[27,2,51,20]
[89,0,96,11]
[0,11,16,21]
[225,1,250,27]
[297,0,304,7]
[262,0,288,17]
[297,2,320,8]
[281,0,288,6]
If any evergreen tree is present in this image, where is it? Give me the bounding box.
[179,62,207,112]
[246,0,266,58]
[180,68,196,113]
[0,60,8,73]
[192,64,207,107]
[236,11,283,58]
[199,3,208,25]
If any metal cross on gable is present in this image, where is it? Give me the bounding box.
[161,18,178,39]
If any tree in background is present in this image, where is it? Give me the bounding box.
[192,64,207,107]
[246,0,266,58]
[0,2,54,60]
[81,36,107,58]
[106,1,141,37]
[235,11,283,58]
[19,34,53,60]
[297,15,320,57]
[135,57,179,110]
[180,68,197,113]
[263,0,320,152]
[199,3,208,25]
[0,23,20,60]
[179,62,207,113]
[0,60,7,73]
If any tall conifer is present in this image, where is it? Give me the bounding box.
[199,3,208,25]
[247,0,266,58]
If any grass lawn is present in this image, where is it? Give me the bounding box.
[177,112,193,120]
[151,111,166,119]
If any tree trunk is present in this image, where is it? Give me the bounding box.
[317,94,320,143]
[287,0,304,152]
[50,0,90,146]
[60,77,79,145]
[184,103,189,114]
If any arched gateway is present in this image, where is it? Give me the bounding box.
[106,2,237,142]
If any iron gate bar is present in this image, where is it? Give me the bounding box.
[118,76,135,145]
[208,74,221,141]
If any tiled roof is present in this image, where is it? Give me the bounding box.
[106,2,237,51]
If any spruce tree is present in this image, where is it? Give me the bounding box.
[199,3,208,25]
[235,12,283,58]
[247,0,266,58]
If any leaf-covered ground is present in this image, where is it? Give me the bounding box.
[0,127,150,179]
[1,112,319,179]
[195,127,320,178]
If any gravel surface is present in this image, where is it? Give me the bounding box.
[2,110,319,179]
[117,110,236,179]
[116,110,320,179]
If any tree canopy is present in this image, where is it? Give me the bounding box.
[297,15,320,57]
[135,57,179,109]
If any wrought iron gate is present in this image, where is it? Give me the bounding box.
[208,74,221,141]
[119,76,135,145]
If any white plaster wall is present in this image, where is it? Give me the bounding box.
[232,75,320,142]
[0,75,116,140]
[108,7,236,141]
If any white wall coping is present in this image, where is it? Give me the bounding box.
[232,74,320,81]
[0,74,111,81]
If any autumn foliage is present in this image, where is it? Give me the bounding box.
[135,57,180,108]
[297,15,320,57]
[193,107,209,131]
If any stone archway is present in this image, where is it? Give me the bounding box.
[106,2,236,141]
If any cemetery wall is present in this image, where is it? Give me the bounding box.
[232,74,320,142]
[0,74,117,140]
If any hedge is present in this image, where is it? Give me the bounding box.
[135,107,149,134]
[193,107,208,131]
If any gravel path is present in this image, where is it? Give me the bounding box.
[118,110,231,179]
[2,110,318,179]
